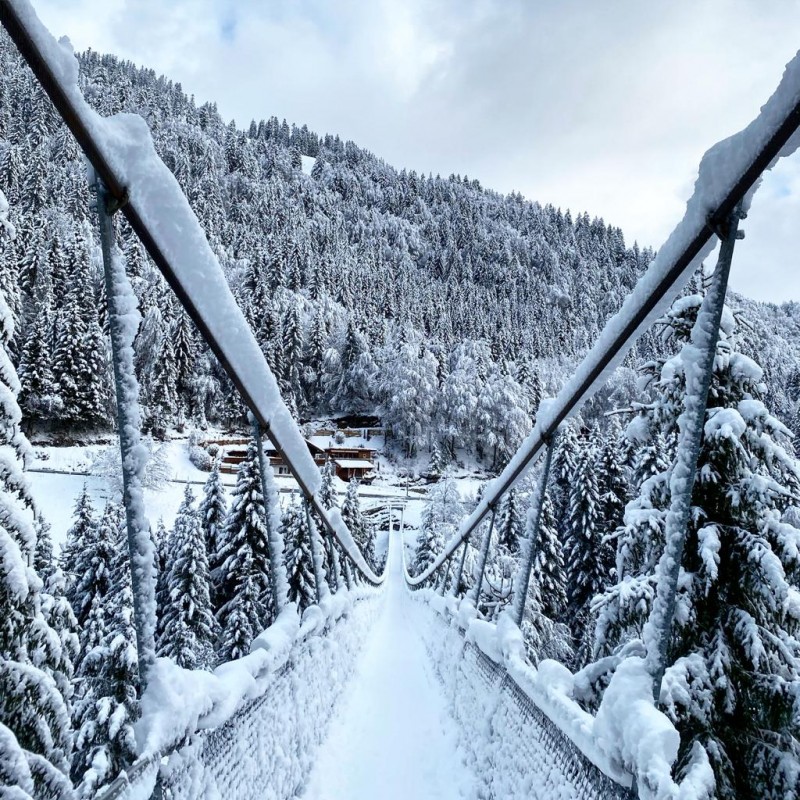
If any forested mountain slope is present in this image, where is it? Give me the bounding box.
[1,32,798,461]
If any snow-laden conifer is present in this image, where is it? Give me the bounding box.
[158,486,216,669]
[340,479,373,570]
[496,487,524,555]
[281,493,317,611]
[199,460,227,607]
[519,490,572,664]
[215,439,274,662]
[593,294,800,799]
[0,190,75,798]
[563,430,611,662]
[414,475,463,579]
[71,519,138,798]
[33,513,55,583]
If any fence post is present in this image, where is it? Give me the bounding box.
[451,537,469,597]
[250,413,288,613]
[511,435,556,626]
[644,205,744,702]
[469,506,497,607]
[438,555,452,595]
[95,178,156,690]
[342,555,354,590]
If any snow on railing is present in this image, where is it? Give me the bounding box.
[96,586,380,800]
[413,590,715,800]
[0,0,382,585]
[409,45,800,586]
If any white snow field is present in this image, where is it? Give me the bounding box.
[303,530,476,800]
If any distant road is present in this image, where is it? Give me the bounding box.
[26,467,427,503]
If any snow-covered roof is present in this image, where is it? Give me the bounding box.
[334,459,375,470]
[308,435,377,451]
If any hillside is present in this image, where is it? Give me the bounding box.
[1,32,798,461]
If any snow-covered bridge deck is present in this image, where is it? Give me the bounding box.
[304,533,475,800]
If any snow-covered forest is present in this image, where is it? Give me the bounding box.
[2,33,800,460]
[1,17,799,800]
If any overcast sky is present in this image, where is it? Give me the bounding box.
[33,0,800,304]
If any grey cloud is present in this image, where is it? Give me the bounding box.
[33,0,800,300]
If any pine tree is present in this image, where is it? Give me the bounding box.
[0,190,74,798]
[317,459,346,588]
[340,479,372,565]
[172,310,196,409]
[415,475,463,577]
[496,488,524,555]
[281,300,304,416]
[68,503,123,671]
[153,517,170,630]
[199,461,227,608]
[597,429,627,532]
[41,569,79,724]
[146,333,178,439]
[80,318,111,428]
[520,490,572,664]
[563,432,611,662]
[594,296,800,798]
[551,424,580,538]
[215,439,275,662]
[18,266,56,422]
[281,494,316,611]
[33,514,55,584]
[158,486,216,669]
[61,483,94,587]
[71,522,138,797]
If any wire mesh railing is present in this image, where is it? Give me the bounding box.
[415,596,634,799]
[98,590,381,800]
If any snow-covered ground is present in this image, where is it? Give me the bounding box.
[302,529,476,800]
[27,439,456,554]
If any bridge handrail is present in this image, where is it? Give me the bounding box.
[407,48,800,586]
[413,588,715,797]
[0,0,382,585]
[95,585,378,800]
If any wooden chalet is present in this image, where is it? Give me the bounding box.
[210,437,378,483]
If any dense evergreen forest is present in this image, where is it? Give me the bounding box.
[0,31,794,462]
[1,29,799,800]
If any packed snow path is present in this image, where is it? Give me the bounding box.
[303,531,476,800]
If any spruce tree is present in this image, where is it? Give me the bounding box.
[146,334,178,439]
[551,423,580,538]
[153,517,170,632]
[0,191,75,798]
[317,459,345,588]
[520,490,572,664]
[281,494,316,611]
[415,475,463,577]
[158,486,216,669]
[563,432,611,662]
[340,479,372,566]
[594,295,800,798]
[33,514,55,584]
[71,522,138,797]
[215,439,275,662]
[61,483,95,591]
[496,487,524,555]
[199,461,227,608]
[596,427,628,542]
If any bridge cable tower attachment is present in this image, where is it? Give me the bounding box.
[94,175,157,692]
[644,203,746,703]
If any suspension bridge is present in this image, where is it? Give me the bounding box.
[1,0,799,798]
